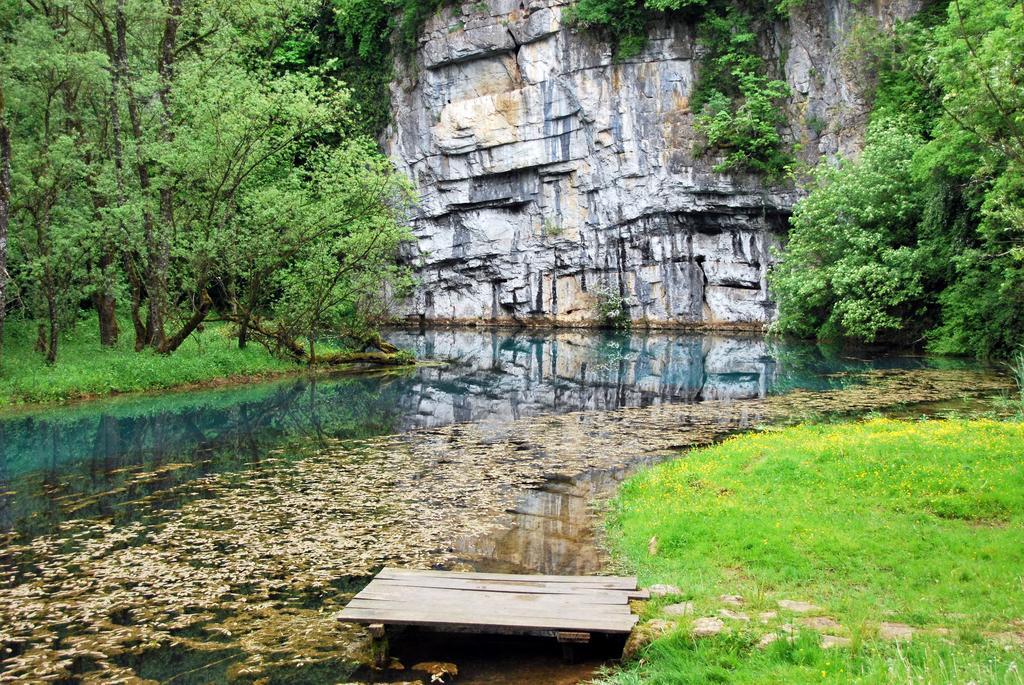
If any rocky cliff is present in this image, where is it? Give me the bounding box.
[385,0,919,329]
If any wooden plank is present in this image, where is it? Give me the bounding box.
[337,606,638,633]
[358,581,630,602]
[360,577,630,597]
[353,586,633,610]
[377,570,625,589]
[377,567,638,589]
[355,581,632,605]
[343,602,628,625]
[344,597,631,619]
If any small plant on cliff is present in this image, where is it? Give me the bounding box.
[693,72,793,178]
[543,218,565,238]
[592,284,632,329]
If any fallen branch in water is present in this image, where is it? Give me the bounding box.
[312,350,415,366]
[229,317,414,367]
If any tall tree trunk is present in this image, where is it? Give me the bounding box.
[98,42,124,348]
[36,205,58,364]
[45,287,58,365]
[147,0,182,352]
[94,2,134,349]
[236,277,261,350]
[238,311,251,349]
[94,287,119,346]
[114,0,163,352]
[125,260,147,351]
[0,82,10,366]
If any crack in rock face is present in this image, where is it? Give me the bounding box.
[385,0,922,329]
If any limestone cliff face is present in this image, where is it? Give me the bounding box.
[385,0,919,329]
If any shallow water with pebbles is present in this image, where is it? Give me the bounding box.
[0,330,1009,683]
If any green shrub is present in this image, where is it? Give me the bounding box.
[694,72,792,178]
[592,284,633,329]
[771,118,928,342]
[1009,347,1024,412]
[542,218,565,238]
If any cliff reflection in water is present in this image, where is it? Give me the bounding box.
[390,330,780,424]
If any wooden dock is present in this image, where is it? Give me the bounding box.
[338,567,648,658]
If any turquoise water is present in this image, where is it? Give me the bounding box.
[0,329,996,683]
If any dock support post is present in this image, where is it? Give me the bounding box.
[368,623,388,667]
[556,631,591,664]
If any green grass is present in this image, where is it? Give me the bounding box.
[0,319,297,407]
[602,419,1024,684]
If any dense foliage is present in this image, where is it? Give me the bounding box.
[327,0,448,137]
[0,0,413,370]
[772,0,1024,357]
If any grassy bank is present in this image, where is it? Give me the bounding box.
[603,419,1024,684]
[0,320,297,407]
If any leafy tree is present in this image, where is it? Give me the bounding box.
[229,141,414,359]
[0,0,414,366]
[771,119,928,342]
[2,2,105,362]
[773,0,1024,357]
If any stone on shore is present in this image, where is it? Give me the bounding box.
[878,622,914,641]
[821,635,852,649]
[663,601,695,617]
[622,619,674,662]
[800,616,841,630]
[719,609,750,621]
[692,617,726,637]
[778,600,822,613]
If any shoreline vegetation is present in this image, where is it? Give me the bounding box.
[0,319,415,410]
[0,316,1015,411]
[602,418,1024,684]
